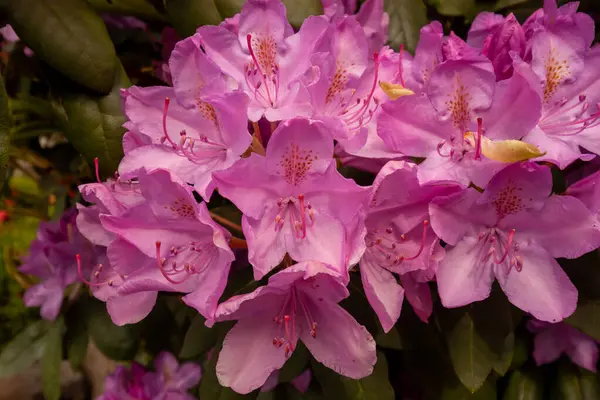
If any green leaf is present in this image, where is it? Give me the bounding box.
[85,0,166,21]
[281,0,323,29]
[566,300,600,341]
[0,320,51,378]
[438,290,514,391]
[0,74,9,191]
[42,318,65,400]
[167,0,223,38]
[60,62,130,178]
[503,370,543,400]
[85,298,140,361]
[65,307,89,370]
[2,0,117,93]
[579,368,600,400]
[214,0,245,18]
[440,378,497,399]
[384,0,428,53]
[375,325,402,350]
[494,0,529,11]
[312,351,394,400]
[279,342,309,383]
[552,362,583,400]
[179,314,218,360]
[428,0,477,16]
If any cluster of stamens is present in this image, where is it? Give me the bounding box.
[76,254,118,288]
[475,228,522,273]
[274,195,315,239]
[272,286,318,357]
[540,94,600,137]
[161,98,227,164]
[155,240,216,284]
[437,117,484,162]
[365,220,429,269]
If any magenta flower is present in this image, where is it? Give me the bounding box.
[197,0,328,121]
[214,261,376,394]
[527,319,598,372]
[97,352,201,400]
[214,118,369,279]
[566,168,600,223]
[20,209,98,320]
[378,45,543,187]
[468,13,526,81]
[360,161,461,331]
[99,168,235,321]
[431,162,600,322]
[77,176,144,247]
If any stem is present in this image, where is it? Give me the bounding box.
[229,237,248,249]
[209,211,244,234]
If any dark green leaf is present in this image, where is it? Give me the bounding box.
[566,300,600,341]
[42,318,65,400]
[282,0,323,29]
[427,0,477,16]
[440,378,497,399]
[0,320,51,378]
[215,0,245,18]
[503,370,544,400]
[85,0,166,20]
[438,290,514,391]
[3,0,117,93]
[375,325,402,350]
[312,351,394,400]
[142,296,186,356]
[60,62,130,178]
[552,362,583,400]
[0,74,9,191]
[86,298,140,361]
[65,318,88,370]
[384,0,428,53]
[579,368,600,400]
[494,0,529,11]
[278,342,309,383]
[167,0,223,38]
[179,314,218,360]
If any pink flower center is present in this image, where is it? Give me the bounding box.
[272,286,317,357]
[437,117,485,162]
[540,94,600,137]
[155,240,217,284]
[278,142,316,186]
[274,195,315,239]
[245,33,281,108]
[475,228,522,273]
[324,53,381,134]
[161,97,227,163]
[365,220,429,268]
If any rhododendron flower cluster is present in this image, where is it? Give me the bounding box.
[19,0,600,394]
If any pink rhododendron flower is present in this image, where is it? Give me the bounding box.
[98,169,235,323]
[360,161,461,331]
[197,0,328,121]
[214,261,376,394]
[431,163,600,322]
[214,118,369,279]
[527,319,598,372]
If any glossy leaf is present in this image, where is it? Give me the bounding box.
[566,300,600,341]
[0,320,51,378]
[282,0,323,29]
[3,0,117,93]
[384,0,428,53]
[312,351,395,400]
[167,0,223,38]
[179,314,218,360]
[42,318,64,400]
[85,298,140,361]
[503,370,543,400]
[438,290,514,391]
[60,62,130,179]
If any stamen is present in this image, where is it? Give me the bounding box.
[93,158,101,183]
[162,98,177,148]
[298,194,307,239]
[76,254,109,287]
[155,241,188,285]
[246,34,274,107]
[494,229,516,265]
[403,220,429,261]
[474,118,483,160]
